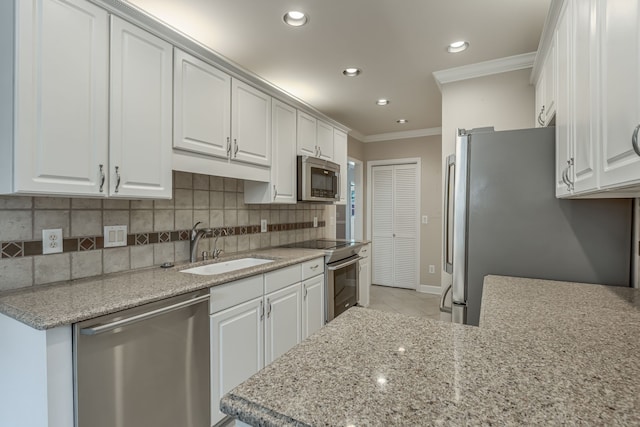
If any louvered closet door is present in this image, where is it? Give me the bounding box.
[392,165,418,289]
[371,164,418,289]
[372,166,394,286]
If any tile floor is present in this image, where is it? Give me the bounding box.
[366,284,442,321]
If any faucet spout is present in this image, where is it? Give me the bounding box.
[190,223,212,263]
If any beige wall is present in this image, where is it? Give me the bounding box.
[360,135,442,288]
[439,68,535,287]
[347,135,365,162]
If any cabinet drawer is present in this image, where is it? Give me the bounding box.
[264,264,301,294]
[302,257,324,280]
[210,274,263,314]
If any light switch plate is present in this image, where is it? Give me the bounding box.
[428,265,435,274]
[42,229,63,255]
[104,225,128,248]
[260,219,267,233]
[421,215,429,224]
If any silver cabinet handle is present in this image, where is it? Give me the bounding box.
[98,164,105,193]
[566,158,574,188]
[310,264,320,270]
[226,137,231,158]
[273,185,277,200]
[80,294,209,335]
[234,138,239,158]
[303,284,307,299]
[561,165,570,186]
[632,124,640,157]
[537,105,545,126]
[114,166,121,193]
[266,298,271,318]
[260,300,264,320]
[439,284,452,314]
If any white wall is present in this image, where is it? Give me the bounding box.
[440,68,536,288]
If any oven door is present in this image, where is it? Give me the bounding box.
[326,255,361,322]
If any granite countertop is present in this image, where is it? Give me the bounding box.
[0,248,326,330]
[221,275,640,426]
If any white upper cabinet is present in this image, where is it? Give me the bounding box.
[109,16,173,199]
[231,79,272,167]
[316,120,334,161]
[598,0,640,189]
[333,128,348,205]
[173,49,231,159]
[244,98,297,204]
[5,0,109,196]
[297,110,317,157]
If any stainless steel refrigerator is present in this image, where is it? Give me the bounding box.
[442,127,633,326]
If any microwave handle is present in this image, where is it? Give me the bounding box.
[443,154,455,274]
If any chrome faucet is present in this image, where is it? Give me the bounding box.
[212,234,224,259]
[190,222,212,263]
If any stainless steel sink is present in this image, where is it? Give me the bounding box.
[180,258,273,276]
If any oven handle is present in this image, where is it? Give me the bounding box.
[327,256,362,271]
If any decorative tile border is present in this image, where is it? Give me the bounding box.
[0,221,326,258]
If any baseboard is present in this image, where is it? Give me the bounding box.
[418,284,441,295]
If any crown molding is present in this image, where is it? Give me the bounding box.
[432,52,537,91]
[352,127,442,143]
[348,130,367,142]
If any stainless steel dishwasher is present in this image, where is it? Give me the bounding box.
[73,290,210,427]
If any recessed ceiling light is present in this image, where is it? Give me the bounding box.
[342,68,361,77]
[447,40,469,53]
[376,99,390,106]
[397,119,408,124]
[283,11,308,27]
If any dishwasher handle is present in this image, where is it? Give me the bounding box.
[80,294,210,335]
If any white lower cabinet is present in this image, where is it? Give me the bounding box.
[302,274,325,339]
[209,258,325,426]
[264,283,302,365]
[210,297,263,426]
[358,244,371,307]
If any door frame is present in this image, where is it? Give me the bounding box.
[348,157,364,241]
[366,158,421,289]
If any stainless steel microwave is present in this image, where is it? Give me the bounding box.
[297,156,340,202]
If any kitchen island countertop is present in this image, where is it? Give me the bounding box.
[221,275,640,426]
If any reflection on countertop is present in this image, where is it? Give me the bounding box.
[221,275,640,426]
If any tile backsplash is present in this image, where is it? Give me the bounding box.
[0,172,327,292]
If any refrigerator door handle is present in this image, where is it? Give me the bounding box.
[439,284,452,313]
[443,154,455,274]
[451,129,469,305]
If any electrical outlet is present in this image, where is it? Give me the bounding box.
[313,217,318,227]
[104,225,128,248]
[428,265,435,274]
[260,219,267,233]
[42,229,63,255]
[421,215,429,224]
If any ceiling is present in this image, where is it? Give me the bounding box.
[125,0,551,140]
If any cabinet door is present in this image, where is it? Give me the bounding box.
[316,120,334,161]
[302,274,325,339]
[297,111,317,156]
[599,0,640,188]
[173,49,231,159]
[231,79,271,167]
[264,283,301,365]
[555,1,573,197]
[358,252,371,307]
[210,298,263,426]
[535,72,545,128]
[109,17,173,199]
[333,128,348,205]
[271,99,297,203]
[572,0,598,193]
[543,41,556,123]
[14,0,108,196]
